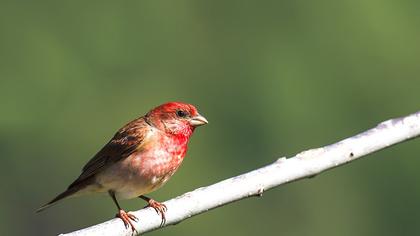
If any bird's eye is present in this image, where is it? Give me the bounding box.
[176,110,188,118]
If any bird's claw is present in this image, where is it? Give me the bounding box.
[145,199,167,226]
[116,209,138,232]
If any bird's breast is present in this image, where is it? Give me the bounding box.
[96,131,189,199]
[134,139,187,179]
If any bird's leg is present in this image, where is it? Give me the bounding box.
[109,191,138,232]
[139,195,167,226]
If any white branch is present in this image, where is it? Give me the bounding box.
[61,111,420,236]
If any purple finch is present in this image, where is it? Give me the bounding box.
[37,102,208,231]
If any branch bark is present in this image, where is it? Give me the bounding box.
[61,111,420,236]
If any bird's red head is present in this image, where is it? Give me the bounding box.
[146,102,208,137]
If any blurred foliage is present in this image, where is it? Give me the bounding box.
[1,0,420,235]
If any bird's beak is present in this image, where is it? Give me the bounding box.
[189,114,208,127]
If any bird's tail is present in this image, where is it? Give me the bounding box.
[36,187,79,213]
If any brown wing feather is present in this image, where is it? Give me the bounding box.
[68,117,149,189]
[36,117,150,212]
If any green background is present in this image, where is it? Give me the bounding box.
[1,1,420,235]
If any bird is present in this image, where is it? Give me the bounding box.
[37,102,208,232]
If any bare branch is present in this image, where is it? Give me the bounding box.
[61,111,420,236]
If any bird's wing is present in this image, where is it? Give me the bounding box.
[68,117,150,189]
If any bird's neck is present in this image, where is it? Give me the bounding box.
[166,127,191,149]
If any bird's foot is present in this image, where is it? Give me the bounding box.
[116,209,138,233]
[145,199,167,226]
